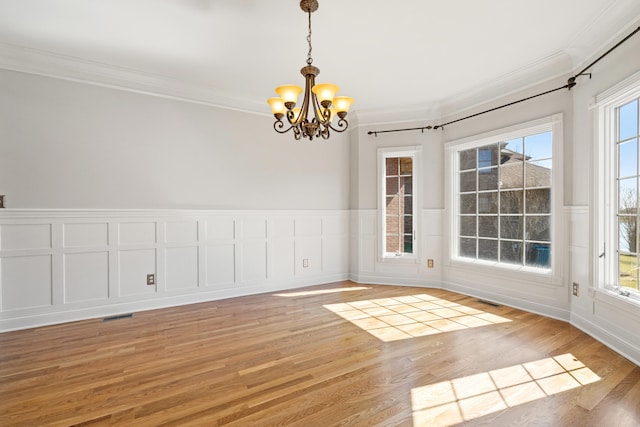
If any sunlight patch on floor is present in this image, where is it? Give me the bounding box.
[323,293,510,342]
[411,353,601,426]
[273,287,371,297]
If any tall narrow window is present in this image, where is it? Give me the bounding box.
[448,116,561,273]
[595,70,640,303]
[379,147,420,260]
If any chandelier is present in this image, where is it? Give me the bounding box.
[267,0,354,141]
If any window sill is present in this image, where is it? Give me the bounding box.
[449,257,558,284]
[596,288,640,312]
[380,255,419,264]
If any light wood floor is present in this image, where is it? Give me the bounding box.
[1,282,639,426]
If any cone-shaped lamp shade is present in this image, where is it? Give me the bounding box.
[275,85,303,105]
[267,97,286,115]
[312,83,339,104]
[333,96,354,114]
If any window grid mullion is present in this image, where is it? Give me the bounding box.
[476,150,479,260]
[522,145,527,266]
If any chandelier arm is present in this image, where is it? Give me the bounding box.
[286,109,299,125]
[327,118,349,133]
[273,120,295,134]
[319,124,330,140]
[311,93,330,125]
[308,79,332,127]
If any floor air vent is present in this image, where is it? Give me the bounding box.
[103,313,134,322]
[476,299,500,308]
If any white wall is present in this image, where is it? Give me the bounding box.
[347,29,640,365]
[347,122,444,287]
[0,70,352,331]
[438,79,572,321]
[570,28,640,365]
[0,69,350,210]
[2,30,640,366]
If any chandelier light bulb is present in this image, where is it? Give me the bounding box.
[267,97,286,117]
[333,96,354,115]
[312,83,339,108]
[275,85,303,109]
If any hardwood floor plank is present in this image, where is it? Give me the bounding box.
[1,282,639,426]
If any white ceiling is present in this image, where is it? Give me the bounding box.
[1,0,639,124]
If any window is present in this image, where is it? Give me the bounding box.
[448,116,561,272]
[379,147,420,260]
[596,70,640,300]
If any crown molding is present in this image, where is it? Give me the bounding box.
[0,42,269,116]
[567,1,640,73]
[353,102,442,128]
[439,51,573,119]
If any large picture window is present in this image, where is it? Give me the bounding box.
[448,116,561,272]
[379,147,420,260]
[596,70,640,301]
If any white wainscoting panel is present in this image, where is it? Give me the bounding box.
[118,248,157,297]
[206,244,236,287]
[206,217,235,241]
[0,210,349,331]
[567,206,640,365]
[1,255,52,311]
[1,223,51,250]
[295,238,322,276]
[165,221,198,244]
[272,218,295,239]
[350,209,443,287]
[271,239,295,280]
[323,236,348,275]
[64,252,109,303]
[296,218,322,236]
[118,222,157,246]
[63,223,108,248]
[165,246,199,291]
[242,217,267,239]
[241,241,268,283]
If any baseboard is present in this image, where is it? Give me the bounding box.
[0,274,348,332]
[349,274,443,289]
[571,311,640,367]
[442,280,571,322]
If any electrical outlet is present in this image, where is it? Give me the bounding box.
[0,195,5,208]
[302,259,309,268]
[572,282,579,296]
[147,274,155,286]
[427,259,434,268]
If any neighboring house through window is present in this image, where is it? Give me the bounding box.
[378,146,421,260]
[447,115,562,273]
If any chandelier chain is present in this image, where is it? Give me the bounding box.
[306,11,313,65]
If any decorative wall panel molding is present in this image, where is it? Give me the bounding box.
[0,209,349,331]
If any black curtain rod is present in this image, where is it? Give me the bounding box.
[368,25,640,137]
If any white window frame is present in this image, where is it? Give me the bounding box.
[445,115,563,281]
[377,146,421,262]
[594,69,640,305]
